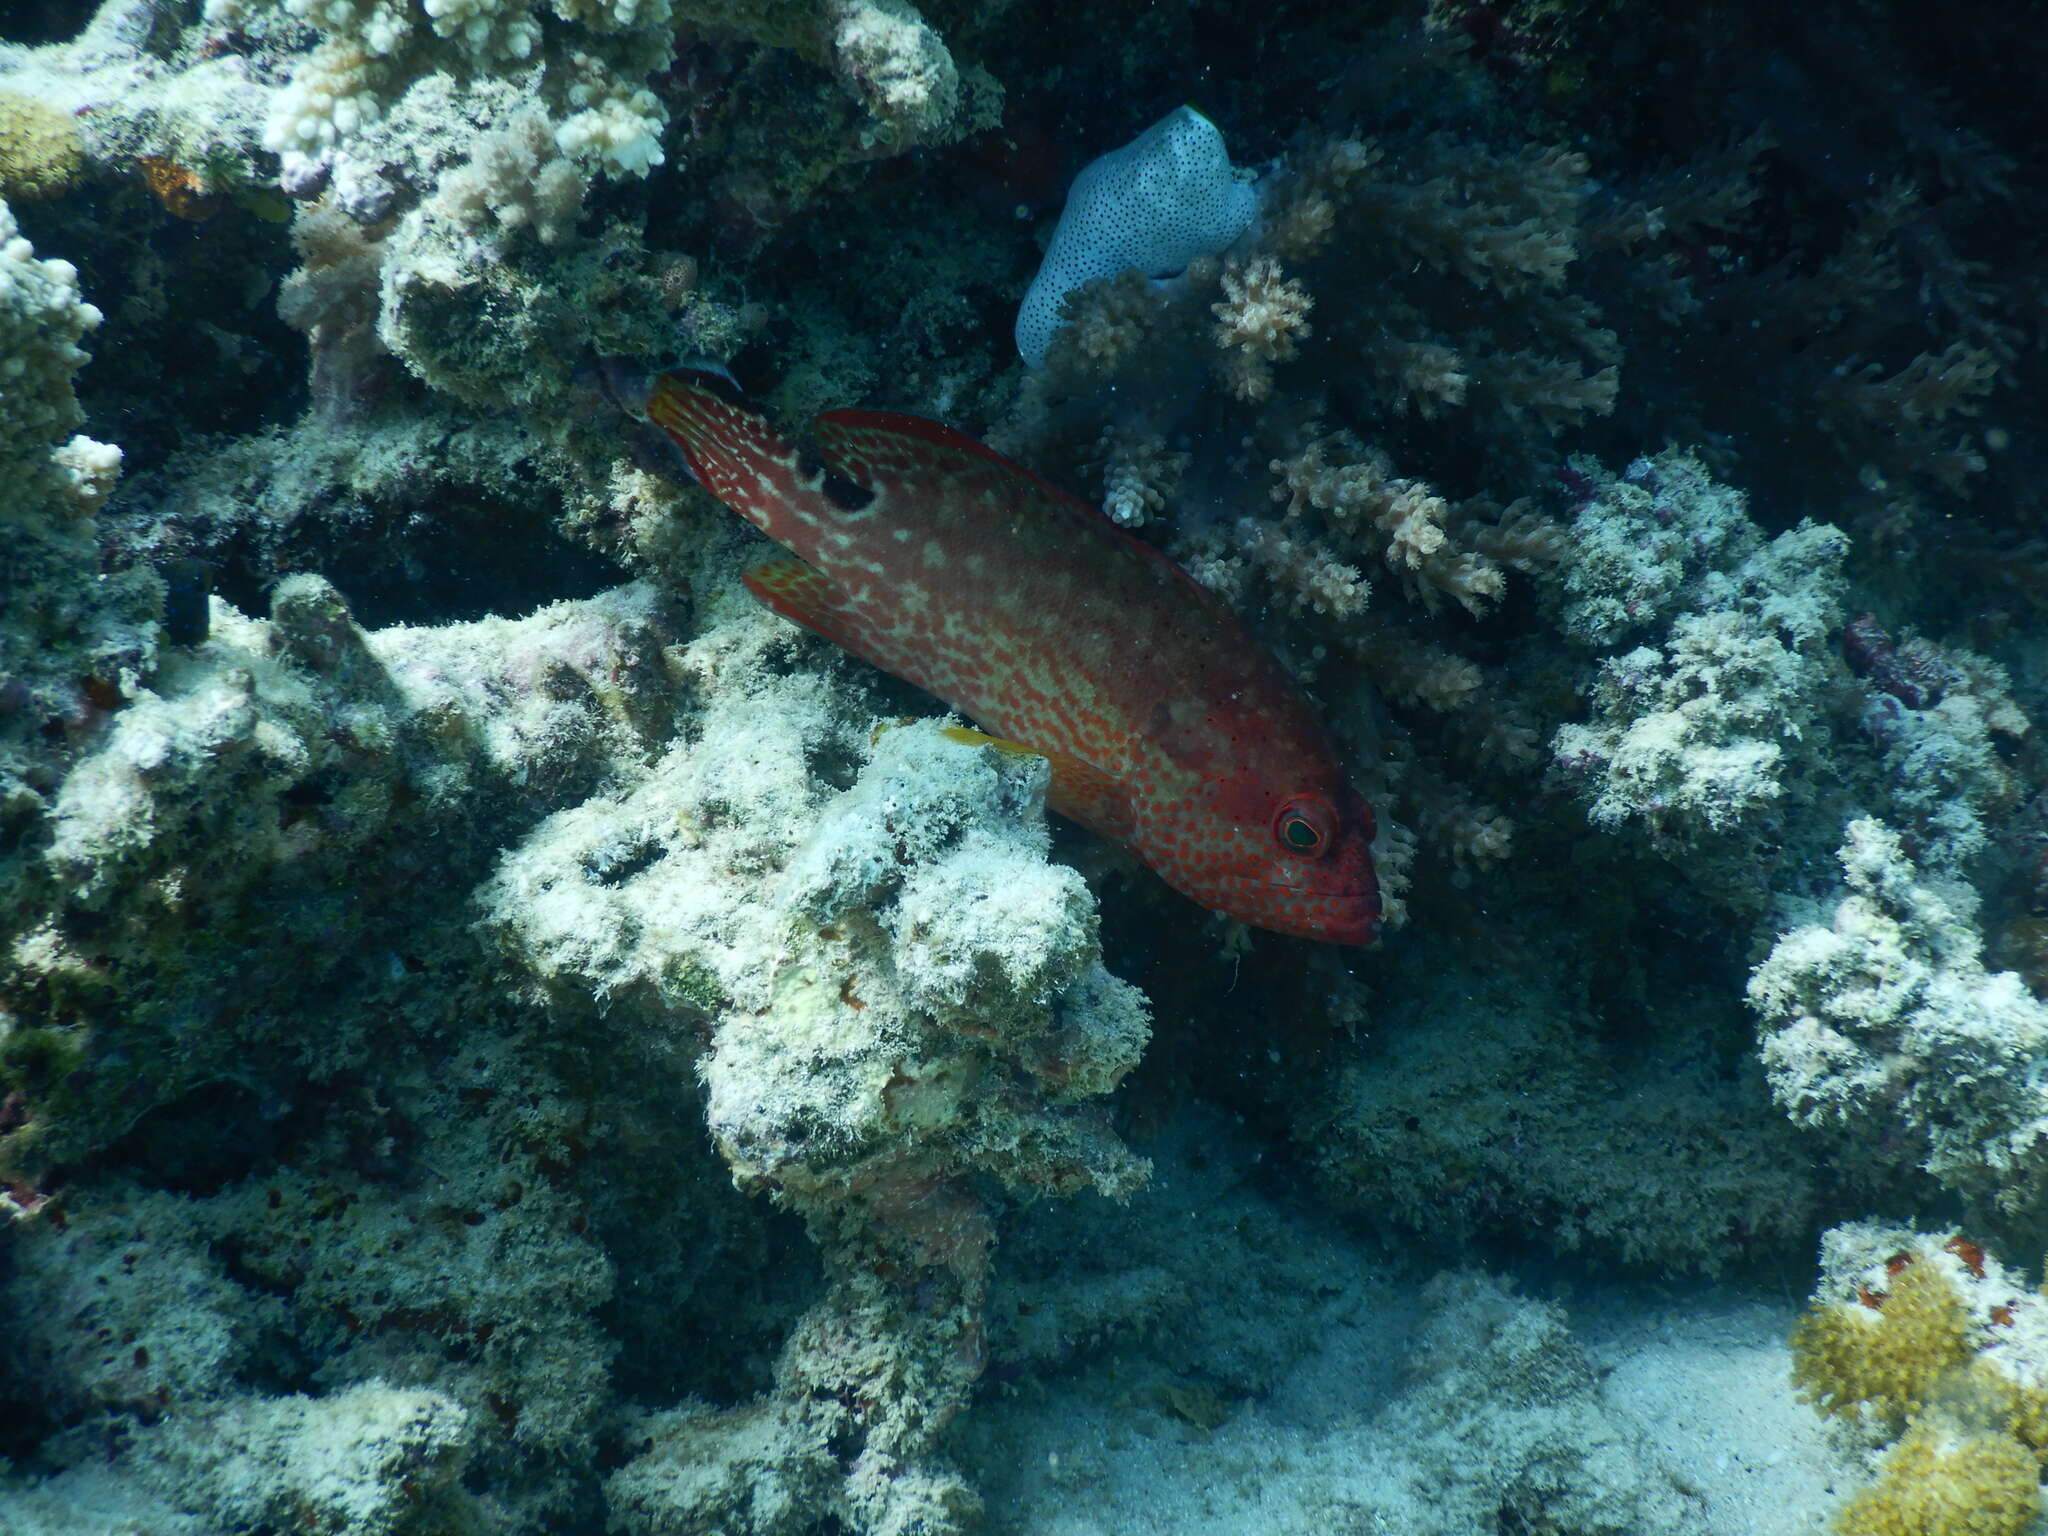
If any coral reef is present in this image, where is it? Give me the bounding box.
[1550,451,2026,911]
[490,640,1150,1534]
[960,1116,1712,1534]
[1835,1423,2038,1536]
[1551,458,1850,860]
[0,87,80,201]
[5,0,2048,1528]
[5,1381,471,1536]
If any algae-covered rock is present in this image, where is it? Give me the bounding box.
[0,89,81,201]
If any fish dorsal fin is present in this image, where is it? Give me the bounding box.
[812,409,1103,522]
[939,725,1134,842]
[743,558,878,660]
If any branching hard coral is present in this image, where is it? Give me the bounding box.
[1044,267,1173,377]
[0,198,154,901]
[277,194,395,418]
[1090,425,1188,529]
[989,56,1630,907]
[1350,625,1483,713]
[433,105,588,244]
[1024,112,1619,455]
[1159,418,1568,879]
[1555,18,2030,552]
[1210,256,1313,403]
[0,199,106,491]
[1406,769,1514,871]
[236,0,674,193]
[1271,130,1621,437]
[1227,516,1371,621]
[1268,429,1508,617]
[1423,0,2043,563]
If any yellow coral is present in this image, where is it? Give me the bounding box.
[1835,1423,2040,1536]
[0,90,82,202]
[1963,1359,2048,1462]
[1791,1262,1971,1423]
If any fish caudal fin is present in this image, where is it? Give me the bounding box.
[644,370,815,541]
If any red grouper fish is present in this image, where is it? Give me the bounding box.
[634,367,1381,946]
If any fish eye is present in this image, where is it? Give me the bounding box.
[1272,795,1338,859]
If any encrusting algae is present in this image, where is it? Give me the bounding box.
[0,88,81,201]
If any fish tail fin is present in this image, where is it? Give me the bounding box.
[644,368,798,508]
[590,354,652,417]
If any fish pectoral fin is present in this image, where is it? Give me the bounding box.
[940,726,1135,841]
[1043,752,1136,841]
[743,559,873,657]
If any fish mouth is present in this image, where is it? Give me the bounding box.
[1236,877,1380,945]
[1308,915,1381,947]
[1242,874,1378,901]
